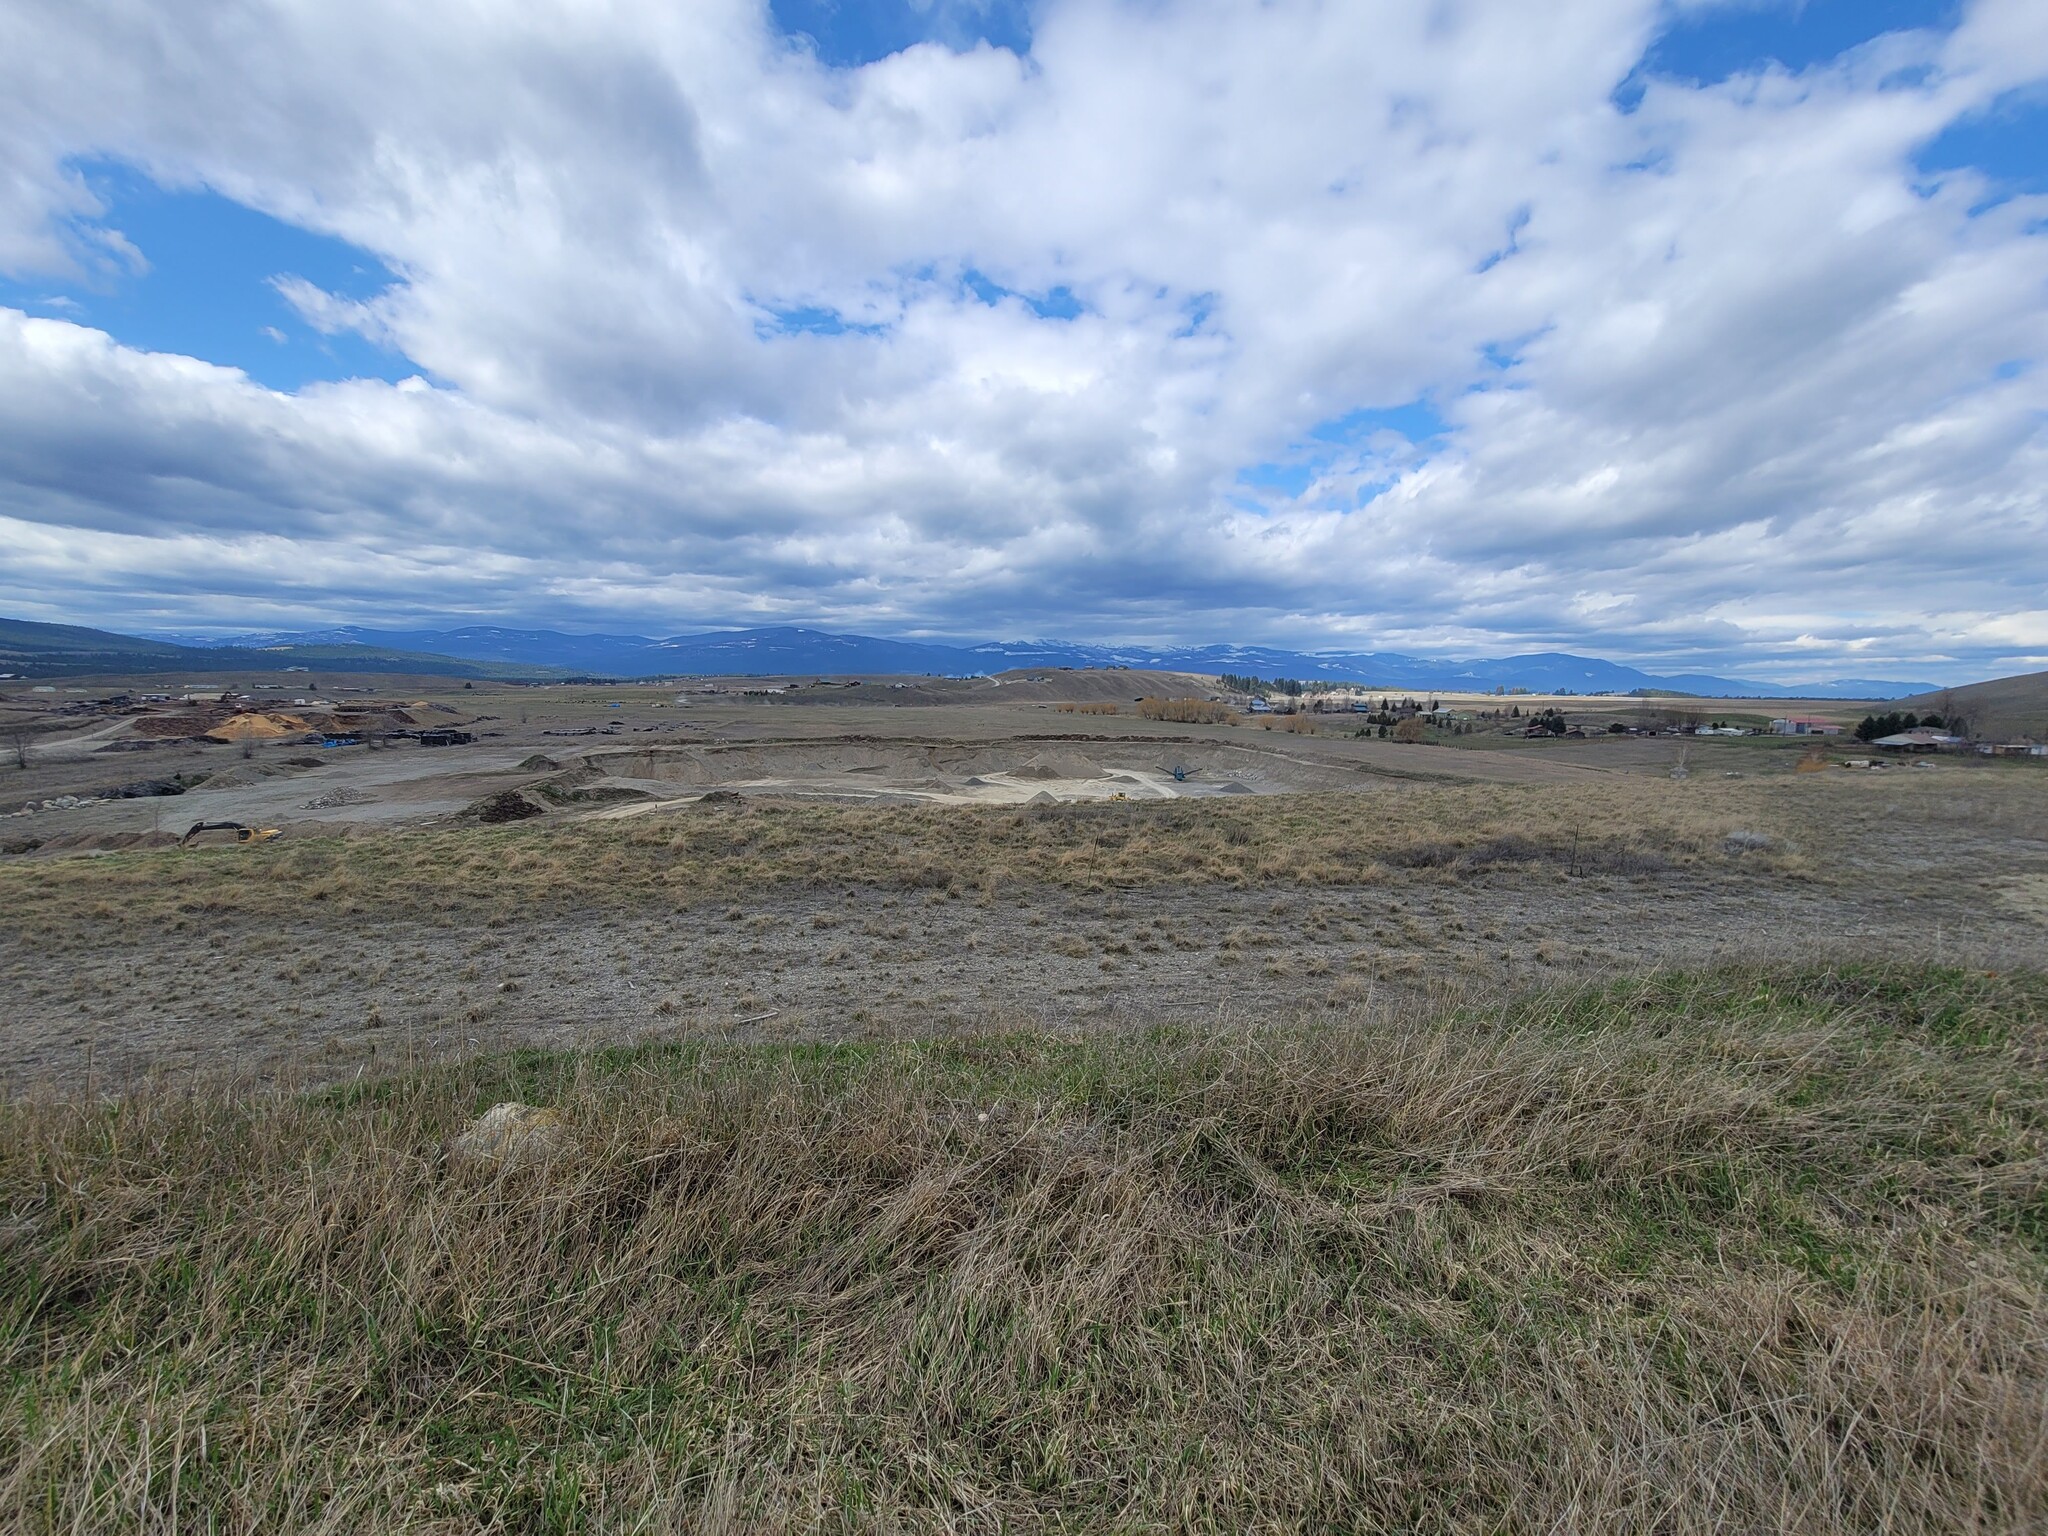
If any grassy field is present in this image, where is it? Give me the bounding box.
[3,963,2044,1532]
[0,776,1843,934]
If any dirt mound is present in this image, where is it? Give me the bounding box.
[472,790,545,824]
[207,712,311,743]
[1010,749,1107,781]
[196,762,296,790]
[84,777,187,800]
[133,713,219,738]
[517,754,561,772]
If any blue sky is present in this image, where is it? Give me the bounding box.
[0,0,2042,683]
[770,0,1034,66]
[1638,0,1964,86]
[0,161,414,392]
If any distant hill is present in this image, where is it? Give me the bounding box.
[150,622,1939,698]
[1896,670,2048,741]
[10,614,1946,697]
[155,623,978,679]
[0,618,570,681]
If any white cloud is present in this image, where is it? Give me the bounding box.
[0,0,2042,680]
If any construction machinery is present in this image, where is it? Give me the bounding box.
[179,821,282,847]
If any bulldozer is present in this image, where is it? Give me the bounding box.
[179,820,282,848]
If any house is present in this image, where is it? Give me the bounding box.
[1770,716,1841,736]
[1872,729,1968,753]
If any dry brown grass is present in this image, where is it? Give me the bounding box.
[1253,713,1323,734]
[2,963,2044,1532]
[0,777,1845,936]
[0,776,1859,937]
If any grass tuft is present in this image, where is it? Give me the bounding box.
[3,964,2044,1531]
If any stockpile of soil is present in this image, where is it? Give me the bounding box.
[133,713,221,739]
[1009,749,1107,781]
[296,708,415,736]
[206,712,312,743]
[101,778,187,799]
[473,790,545,824]
[196,761,303,790]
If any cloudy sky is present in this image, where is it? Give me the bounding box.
[0,0,2043,682]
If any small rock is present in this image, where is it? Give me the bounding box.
[447,1102,567,1171]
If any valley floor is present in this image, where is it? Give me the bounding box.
[3,747,2047,1532]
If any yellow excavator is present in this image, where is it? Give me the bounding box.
[179,821,282,847]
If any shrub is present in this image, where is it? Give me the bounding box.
[1136,697,1233,724]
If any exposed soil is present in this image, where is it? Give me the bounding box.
[5,677,2044,1094]
[5,844,2040,1095]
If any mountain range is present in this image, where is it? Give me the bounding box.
[87,621,1940,698]
[0,618,569,683]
